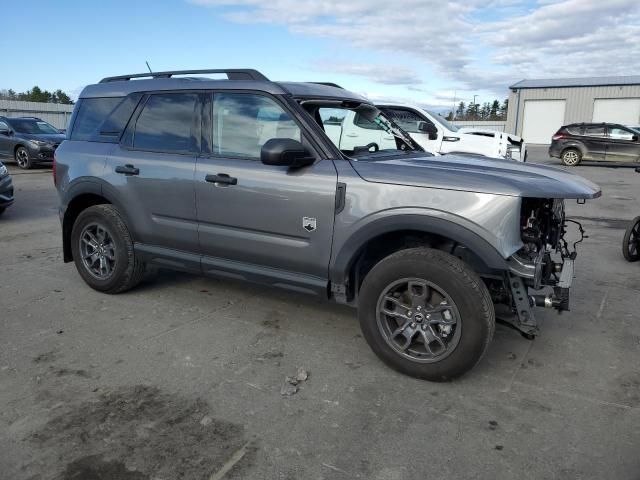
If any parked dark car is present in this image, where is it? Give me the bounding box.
[0,161,14,215]
[0,116,66,169]
[549,123,640,166]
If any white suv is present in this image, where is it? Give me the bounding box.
[324,103,526,161]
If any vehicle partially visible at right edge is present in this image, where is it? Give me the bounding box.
[0,161,14,216]
[550,123,640,166]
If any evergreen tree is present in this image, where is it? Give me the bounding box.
[455,101,466,120]
[490,100,500,120]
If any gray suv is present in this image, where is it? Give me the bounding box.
[54,69,601,381]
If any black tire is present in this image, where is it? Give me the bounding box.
[358,247,495,381]
[561,148,581,166]
[622,216,640,262]
[0,207,5,216]
[70,204,146,293]
[15,146,33,170]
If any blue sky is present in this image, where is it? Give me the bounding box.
[2,0,639,112]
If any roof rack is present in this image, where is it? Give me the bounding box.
[308,82,344,89]
[99,69,269,83]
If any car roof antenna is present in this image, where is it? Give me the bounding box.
[145,61,153,73]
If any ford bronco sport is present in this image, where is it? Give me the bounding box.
[54,69,601,381]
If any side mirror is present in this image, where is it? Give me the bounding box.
[417,121,438,140]
[632,134,639,142]
[261,138,315,168]
[0,129,10,136]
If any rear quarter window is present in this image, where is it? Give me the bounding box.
[71,95,141,142]
[566,126,583,135]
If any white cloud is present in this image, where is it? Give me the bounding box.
[190,0,640,96]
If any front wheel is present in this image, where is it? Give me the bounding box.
[70,204,146,293]
[622,216,640,262]
[358,248,495,381]
[15,146,33,169]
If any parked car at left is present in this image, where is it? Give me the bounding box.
[0,161,14,216]
[0,116,66,169]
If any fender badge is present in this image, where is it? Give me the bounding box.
[303,217,317,232]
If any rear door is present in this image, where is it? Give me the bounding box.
[195,91,337,294]
[605,126,640,163]
[581,125,607,161]
[105,92,200,262]
[0,120,11,158]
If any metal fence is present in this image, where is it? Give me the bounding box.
[450,120,506,132]
[0,100,74,130]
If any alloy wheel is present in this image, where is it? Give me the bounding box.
[563,150,579,166]
[79,222,117,279]
[376,278,461,363]
[16,148,29,168]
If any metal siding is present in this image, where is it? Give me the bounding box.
[505,85,640,138]
[0,100,75,129]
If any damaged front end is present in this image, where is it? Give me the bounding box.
[499,198,586,337]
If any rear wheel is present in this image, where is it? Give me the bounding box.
[70,205,146,293]
[15,146,32,169]
[622,216,640,262]
[357,247,495,381]
[561,148,581,166]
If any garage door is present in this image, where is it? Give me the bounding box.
[592,98,640,124]
[521,100,566,145]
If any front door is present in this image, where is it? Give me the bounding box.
[105,92,200,260]
[195,92,337,295]
[581,125,607,161]
[605,126,640,163]
[381,107,441,153]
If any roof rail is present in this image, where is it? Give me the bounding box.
[99,69,269,83]
[308,82,344,89]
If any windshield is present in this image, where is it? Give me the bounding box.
[426,110,459,132]
[8,118,60,135]
[305,101,423,159]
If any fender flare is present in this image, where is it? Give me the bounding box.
[329,214,509,284]
[61,179,136,260]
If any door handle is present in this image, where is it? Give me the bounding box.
[115,164,139,176]
[345,133,359,137]
[205,173,237,185]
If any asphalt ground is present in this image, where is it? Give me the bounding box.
[0,147,639,479]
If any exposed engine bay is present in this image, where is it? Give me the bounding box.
[496,198,586,337]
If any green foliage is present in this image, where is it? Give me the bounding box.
[0,86,74,104]
[453,98,508,121]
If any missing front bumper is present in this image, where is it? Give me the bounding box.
[502,259,574,337]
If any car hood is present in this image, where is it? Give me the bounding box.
[350,154,601,199]
[21,133,66,143]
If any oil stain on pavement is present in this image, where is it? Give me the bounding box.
[26,385,252,480]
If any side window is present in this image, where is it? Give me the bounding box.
[608,127,635,141]
[134,93,198,153]
[212,93,300,160]
[566,126,583,135]
[584,126,605,138]
[383,108,425,134]
[71,97,122,141]
[0,120,9,131]
[353,112,383,130]
[98,93,142,140]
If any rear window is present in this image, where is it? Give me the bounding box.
[566,126,583,135]
[70,95,141,142]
